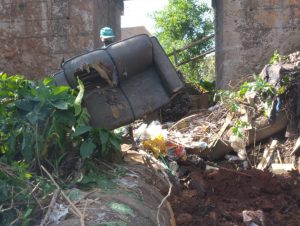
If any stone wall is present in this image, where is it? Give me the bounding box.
[213,0,300,89]
[0,0,123,79]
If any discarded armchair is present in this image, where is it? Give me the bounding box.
[53,34,184,129]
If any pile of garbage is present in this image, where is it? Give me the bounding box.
[132,51,300,176]
[121,51,300,226]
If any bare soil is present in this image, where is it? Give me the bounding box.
[170,165,300,226]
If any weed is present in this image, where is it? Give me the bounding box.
[232,120,249,138]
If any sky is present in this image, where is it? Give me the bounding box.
[121,0,212,34]
[121,0,168,33]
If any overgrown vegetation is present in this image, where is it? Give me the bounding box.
[0,162,55,225]
[153,0,215,88]
[214,75,279,139]
[0,73,121,225]
[216,76,276,114]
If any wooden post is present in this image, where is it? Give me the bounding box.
[173,47,178,66]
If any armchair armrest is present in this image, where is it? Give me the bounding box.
[150,37,184,96]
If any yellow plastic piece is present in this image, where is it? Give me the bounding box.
[142,134,166,158]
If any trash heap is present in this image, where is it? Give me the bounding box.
[121,52,300,226]
[135,51,300,174]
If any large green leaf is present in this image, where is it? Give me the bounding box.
[109,135,121,152]
[50,99,69,110]
[42,77,53,85]
[76,108,90,126]
[53,86,70,95]
[73,125,92,137]
[0,89,11,97]
[80,139,96,159]
[26,105,50,124]
[21,129,34,162]
[36,81,50,103]
[99,129,109,153]
[53,111,76,126]
[15,99,35,112]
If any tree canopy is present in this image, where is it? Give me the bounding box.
[153,0,215,84]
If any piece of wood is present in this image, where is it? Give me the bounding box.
[209,114,232,148]
[271,163,295,174]
[257,140,278,170]
[176,48,215,67]
[276,149,283,164]
[206,161,252,178]
[166,201,177,226]
[291,136,300,155]
[41,165,85,226]
[167,34,215,56]
[39,189,61,226]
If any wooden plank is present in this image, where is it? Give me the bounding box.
[208,114,232,148]
[167,34,215,56]
[176,48,215,67]
[291,136,300,155]
[257,140,278,170]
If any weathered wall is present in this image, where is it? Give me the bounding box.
[213,0,300,89]
[0,0,123,79]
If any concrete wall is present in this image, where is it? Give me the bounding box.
[0,0,123,79]
[213,0,300,89]
[121,26,151,40]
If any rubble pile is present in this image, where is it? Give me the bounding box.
[128,51,300,225]
[163,52,299,168]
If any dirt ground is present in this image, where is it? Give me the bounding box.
[169,164,300,226]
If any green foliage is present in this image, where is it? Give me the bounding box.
[153,0,215,85]
[215,76,279,139]
[0,162,55,226]
[215,76,276,115]
[269,50,281,65]
[199,78,215,92]
[269,50,289,65]
[214,90,240,112]
[237,77,275,98]
[232,120,249,138]
[0,73,121,170]
[0,73,122,225]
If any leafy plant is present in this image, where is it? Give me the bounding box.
[238,77,275,98]
[0,73,121,171]
[215,76,276,115]
[269,50,288,65]
[232,120,249,138]
[214,90,240,112]
[0,73,122,225]
[153,0,215,84]
[269,50,281,64]
[0,161,55,226]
